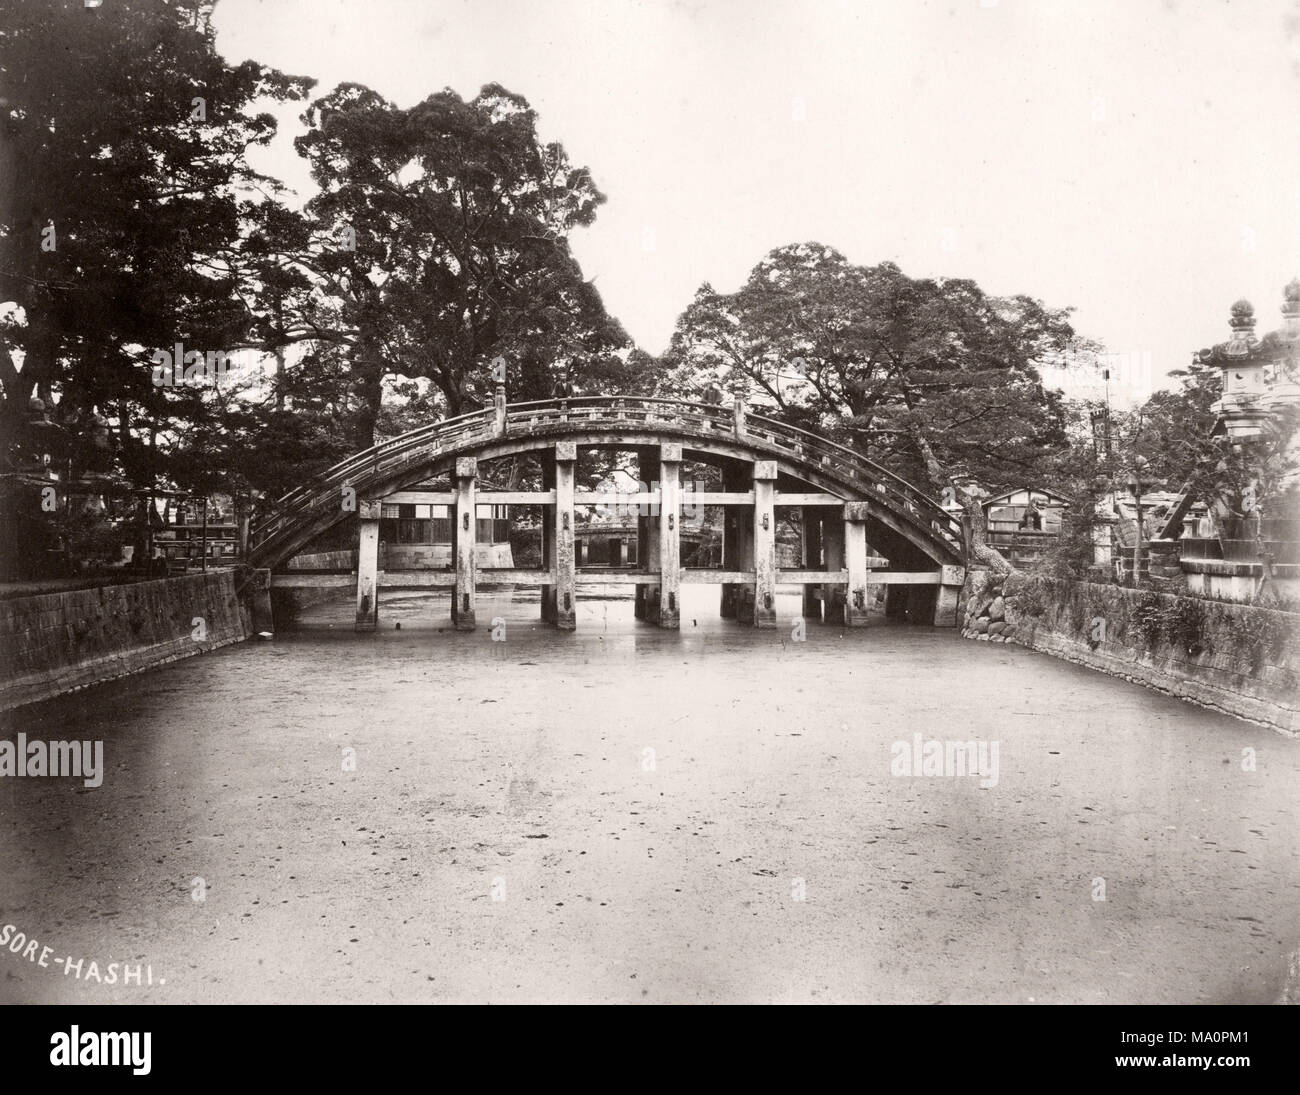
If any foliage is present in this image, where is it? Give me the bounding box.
[286,81,637,446]
[1224,608,1292,677]
[1128,354,1300,527]
[0,0,313,477]
[656,243,1075,495]
[1128,592,1209,655]
[1007,574,1052,618]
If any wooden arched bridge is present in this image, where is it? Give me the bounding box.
[249,396,966,632]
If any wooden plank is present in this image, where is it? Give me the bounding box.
[574,491,659,506]
[576,571,661,585]
[383,490,554,506]
[383,491,455,505]
[681,569,752,584]
[380,572,456,588]
[870,571,943,584]
[774,492,844,507]
[778,569,849,584]
[478,569,555,586]
[271,574,353,588]
[479,491,555,505]
[689,491,754,506]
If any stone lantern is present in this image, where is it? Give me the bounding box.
[1213,299,1269,439]
[1265,277,1300,408]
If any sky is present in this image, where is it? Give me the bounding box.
[213,0,1300,404]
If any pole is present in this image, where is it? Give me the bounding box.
[201,495,208,573]
[1132,485,1143,587]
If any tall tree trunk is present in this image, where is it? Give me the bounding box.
[914,431,1013,573]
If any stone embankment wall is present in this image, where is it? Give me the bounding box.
[961,569,1299,734]
[0,570,252,712]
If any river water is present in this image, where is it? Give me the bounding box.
[2,585,1297,1003]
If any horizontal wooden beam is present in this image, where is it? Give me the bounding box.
[383,491,454,505]
[576,571,661,585]
[479,491,555,505]
[681,569,751,583]
[383,490,555,505]
[778,569,848,584]
[477,569,555,586]
[271,574,353,588]
[380,573,456,588]
[575,491,658,506]
[384,489,844,508]
[774,493,844,507]
[690,491,754,505]
[272,567,946,591]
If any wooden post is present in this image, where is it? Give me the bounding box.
[634,446,657,621]
[752,460,778,628]
[453,458,477,631]
[553,442,577,630]
[249,567,274,635]
[933,564,965,627]
[658,443,681,628]
[844,502,870,627]
[355,499,381,632]
[801,508,822,621]
[720,463,749,620]
[493,383,507,437]
[822,510,845,624]
[541,454,555,622]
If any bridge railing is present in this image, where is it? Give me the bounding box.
[250,397,962,560]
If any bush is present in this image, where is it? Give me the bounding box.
[1225,609,1293,677]
[1011,574,1048,617]
[1128,592,1211,656]
[1130,591,1165,650]
[1166,596,1208,656]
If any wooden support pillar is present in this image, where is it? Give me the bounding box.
[634,446,657,622]
[492,383,507,437]
[355,500,381,632]
[844,503,870,627]
[453,458,477,631]
[541,454,556,622]
[933,564,965,628]
[658,444,681,629]
[822,510,845,625]
[752,460,778,629]
[553,442,577,630]
[249,567,274,635]
[720,462,751,621]
[801,508,823,621]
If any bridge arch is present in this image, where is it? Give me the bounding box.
[250,397,966,631]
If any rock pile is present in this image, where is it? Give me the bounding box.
[961,573,1020,642]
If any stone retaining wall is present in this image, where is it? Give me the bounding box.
[961,569,1299,734]
[0,570,252,711]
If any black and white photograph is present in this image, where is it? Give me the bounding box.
[0,0,1298,1059]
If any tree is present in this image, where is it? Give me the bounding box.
[283,81,636,449]
[659,243,1077,564]
[0,0,312,471]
